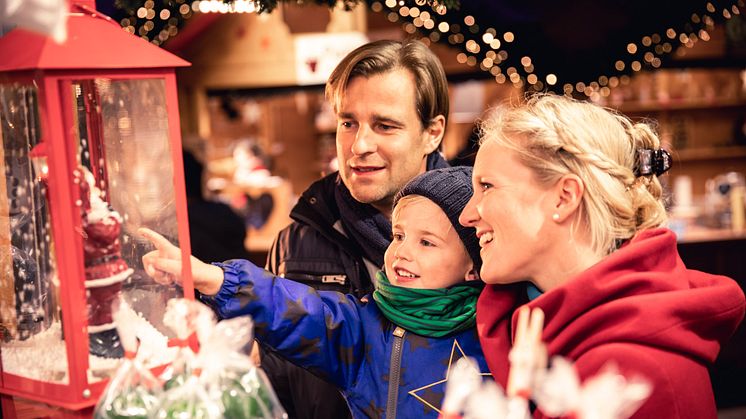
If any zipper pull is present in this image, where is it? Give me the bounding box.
[321,274,346,284]
[393,326,405,337]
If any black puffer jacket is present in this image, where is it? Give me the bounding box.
[262,172,373,419]
[266,172,375,298]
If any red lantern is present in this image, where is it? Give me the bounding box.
[0,1,194,415]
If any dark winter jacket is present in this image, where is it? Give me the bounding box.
[263,173,371,419]
[205,259,490,419]
[266,172,374,299]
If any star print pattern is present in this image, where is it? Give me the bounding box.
[298,336,321,358]
[407,333,431,352]
[325,311,342,342]
[208,259,490,419]
[281,297,308,327]
[235,282,260,307]
[361,400,384,418]
[408,339,492,415]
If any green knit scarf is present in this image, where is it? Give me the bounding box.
[371,271,483,338]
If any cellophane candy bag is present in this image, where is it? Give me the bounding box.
[159,299,205,390]
[93,299,162,419]
[153,300,221,418]
[198,315,287,419]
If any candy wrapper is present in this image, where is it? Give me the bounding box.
[197,315,287,419]
[153,374,222,419]
[159,299,206,390]
[441,357,511,419]
[154,298,286,418]
[533,356,652,419]
[153,300,222,419]
[93,299,162,419]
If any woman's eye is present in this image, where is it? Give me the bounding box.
[393,233,404,241]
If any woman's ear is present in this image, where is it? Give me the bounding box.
[423,115,446,154]
[465,268,480,281]
[552,174,584,223]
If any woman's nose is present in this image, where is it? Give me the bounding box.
[459,195,479,227]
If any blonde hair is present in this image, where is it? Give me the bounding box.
[392,194,428,220]
[480,94,668,256]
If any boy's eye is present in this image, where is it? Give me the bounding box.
[393,233,404,241]
[420,239,435,247]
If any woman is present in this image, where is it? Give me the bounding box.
[459,94,745,418]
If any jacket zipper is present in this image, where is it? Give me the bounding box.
[321,274,346,284]
[284,272,347,285]
[386,327,405,418]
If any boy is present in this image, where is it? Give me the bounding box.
[141,166,489,418]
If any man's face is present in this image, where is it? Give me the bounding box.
[335,69,443,216]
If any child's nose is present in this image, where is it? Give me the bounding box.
[394,241,413,261]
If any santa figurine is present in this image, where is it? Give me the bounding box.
[75,167,132,358]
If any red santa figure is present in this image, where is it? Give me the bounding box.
[76,168,131,358]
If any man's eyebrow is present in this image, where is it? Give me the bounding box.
[372,114,405,126]
[337,112,406,126]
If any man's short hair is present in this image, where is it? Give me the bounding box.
[325,39,449,129]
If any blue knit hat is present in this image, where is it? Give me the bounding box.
[394,166,481,269]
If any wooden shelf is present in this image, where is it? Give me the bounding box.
[612,97,746,114]
[675,225,746,244]
[673,146,746,162]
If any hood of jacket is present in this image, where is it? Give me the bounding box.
[477,228,745,384]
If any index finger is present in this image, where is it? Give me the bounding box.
[138,227,176,251]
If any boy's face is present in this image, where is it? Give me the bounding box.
[384,197,473,289]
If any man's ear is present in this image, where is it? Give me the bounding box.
[465,268,480,281]
[423,115,446,154]
[551,174,584,223]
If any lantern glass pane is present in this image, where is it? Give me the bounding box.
[69,78,180,380]
[0,83,66,383]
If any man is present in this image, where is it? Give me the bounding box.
[262,39,451,419]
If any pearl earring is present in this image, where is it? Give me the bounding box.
[552,213,560,221]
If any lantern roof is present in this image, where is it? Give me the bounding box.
[0,4,190,72]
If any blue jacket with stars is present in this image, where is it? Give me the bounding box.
[203,259,490,419]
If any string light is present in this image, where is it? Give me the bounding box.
[113,0,741,91]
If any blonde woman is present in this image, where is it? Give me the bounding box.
[460,94,745,418]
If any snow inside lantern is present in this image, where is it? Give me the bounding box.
[0,2,193,412]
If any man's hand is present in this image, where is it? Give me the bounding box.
[139,227,225,296]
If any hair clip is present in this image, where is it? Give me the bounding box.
[634,148,672,177]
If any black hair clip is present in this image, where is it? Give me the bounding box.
[634,148,672,177]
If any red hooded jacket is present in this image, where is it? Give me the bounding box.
[477,228,745,418]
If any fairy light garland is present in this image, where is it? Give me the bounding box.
[377,0,744,95]
[114,0,743,92]
[114,0,457,46]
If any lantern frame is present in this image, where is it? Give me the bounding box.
[0,4,194,411]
